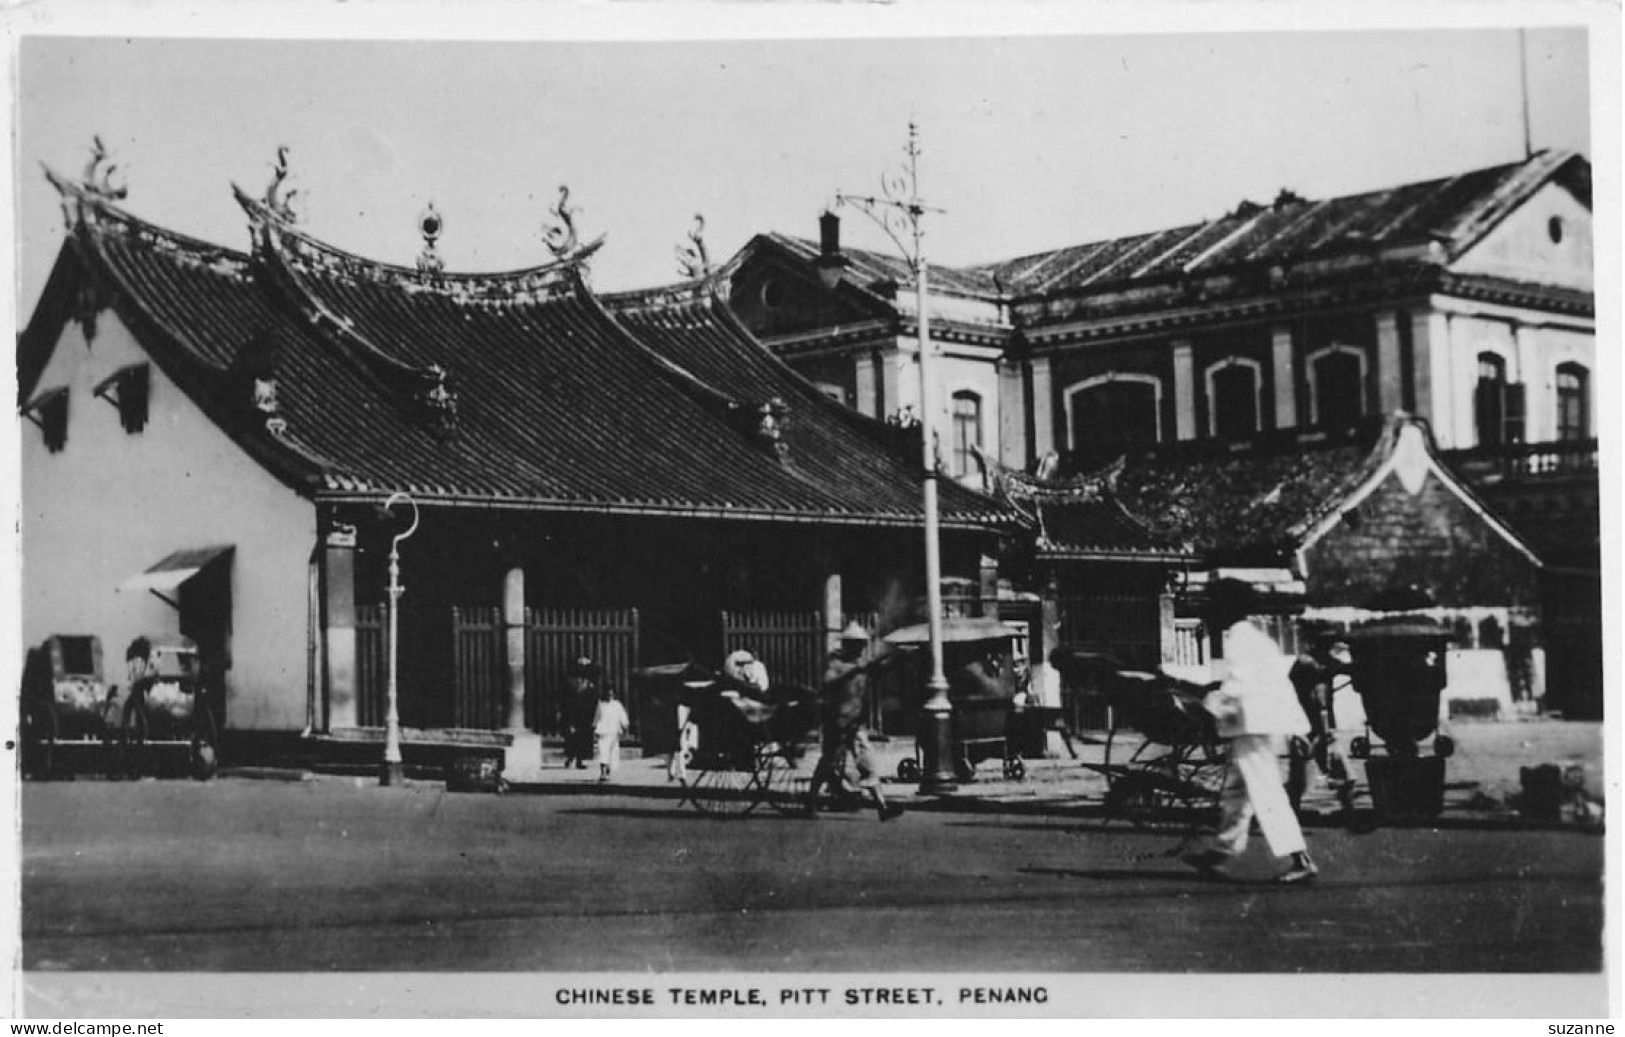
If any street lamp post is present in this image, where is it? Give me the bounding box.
[381,492,420,787]
[835,121,956,794]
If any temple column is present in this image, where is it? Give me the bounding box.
[504,565,526,731]
[322,517,358,731]
[1376,311,1404,415]
[822,567,843,657]
[997,359,1028,469]
[1172,340,1197,440]
[1271,325,1298,429]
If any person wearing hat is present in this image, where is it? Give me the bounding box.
[559,656,600,770]
[1178,579,1318,884]
[806,622,903,822]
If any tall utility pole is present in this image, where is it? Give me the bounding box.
[1519,28,1534,160]
[836,122,956,793]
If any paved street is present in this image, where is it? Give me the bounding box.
[21,772,1604,983]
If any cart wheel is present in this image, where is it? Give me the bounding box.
[688,753,761,818]
[896,757,921,782]
[1349,736,1371,760]
[21,698,57,781]
[761,746,815,817]
[1432,734,1455,759]
[191,704,220,781]
[119,698,149,780]
[1003,758,1026,781]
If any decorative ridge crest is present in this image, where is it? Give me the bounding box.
[263,146,300,223]
[675,213,712,280]
[82,136,129,202]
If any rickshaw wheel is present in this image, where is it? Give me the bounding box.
[1003,757,1026,781]
[1432,734,1455,759]
[1349,736,1371,760]
[689,754,761,818]
[21,699,56,781]
[761,746,815,817]
[190,704,220,782]
[896,757,922,782]
[119,699,149,780]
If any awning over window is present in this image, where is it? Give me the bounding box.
[120,545,234,597]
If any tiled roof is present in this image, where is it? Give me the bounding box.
[981,150,1587,299]
[982,454,1190,561]
[24,176,1015,531]
[1107,434,1384,566]
[760,232,1003,299]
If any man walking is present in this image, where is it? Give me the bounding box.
[807,623,903,822]
[1179,580,1318,884]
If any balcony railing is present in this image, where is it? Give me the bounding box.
[1442,438,1598,483]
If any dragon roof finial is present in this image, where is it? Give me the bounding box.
[264,146,300,223]
[542,185,580,259]
[81,135,129,201]
[676,213,712,280]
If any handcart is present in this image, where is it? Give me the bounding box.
[20,635,119,779]
[118,635,220,781]
[1051,646,1229,829]
[1342,615,1454,817]
[636,662,819,818]
[884,617,1028,783]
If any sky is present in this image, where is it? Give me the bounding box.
[8,9,1600,321]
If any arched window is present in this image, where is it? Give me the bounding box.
[950,390,983,478]
[1307,347,1366,430]
[1556,363,1589,441]
[1475,353,1507,446]
[1208,359,1261,440]
[1067,374,1161,467]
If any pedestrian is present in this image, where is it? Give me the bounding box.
[592,684,630,783]
[559,656,599,769]
[1178,579,1319,884]
[806,623,903,822]
[722,649,772,700]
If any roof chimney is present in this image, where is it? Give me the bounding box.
[815,210,848,289]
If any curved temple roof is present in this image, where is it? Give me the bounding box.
[22,169,1014,531]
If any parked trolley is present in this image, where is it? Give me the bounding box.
[1340,615,1455,817]
[119,635,221,781]
[888,617,1029,783]
[20,634,119,779]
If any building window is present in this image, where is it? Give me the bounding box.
[760,278,786,309]
[23,387,69,453]
[1474,353,1524,446]
[93,362,151,434]
[1548,216,1565,245]
[1209,359,1261,439]
[951,390,983,477]
[1307,347,1366,430]
[1068,375,1161,467]
[1556,363,1589,441]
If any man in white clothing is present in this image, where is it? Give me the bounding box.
[1180,579,1319,885]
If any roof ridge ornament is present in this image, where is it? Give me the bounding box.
[542,185,581,260]
[676,213,712,280]
[264,146,300,223]
[416,203,445,277]
[82,136,129,202]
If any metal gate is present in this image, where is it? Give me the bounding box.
[355,604,388,728]
[451,606,506,730]
[523,607,641,735]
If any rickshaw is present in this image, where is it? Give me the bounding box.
[1341,615,1455,817]
[1051,645,1229,829]
[636,662,820,818]
[118,635,220,781]
[20,635,119,779]
[887,617,1029,783]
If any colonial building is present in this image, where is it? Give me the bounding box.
[726,150,1601,717]
[17,148,1016,772]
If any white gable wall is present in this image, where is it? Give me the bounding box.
[20,312,317,730]
[1452,182,1592,292]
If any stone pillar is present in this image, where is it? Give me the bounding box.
[978,554,1000,620]
[1172,340,1197,441]
[855,351,880,419]
[1412,308,1453,447]
[997,360,1028,469]
[1515,323,1545,442]
[1158,591,1178,665]
[1030,355,1056,458]
[1034,568,1063,710]
[1271,326,1297,429]
[1376,311,1404,415]
[322,518,358,731]
[823,568,843,657]
[504,566,526,731]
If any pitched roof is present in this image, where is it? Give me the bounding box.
[980,453,1191,562]
[22,172,1014,531]
[975,150,1589,299]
